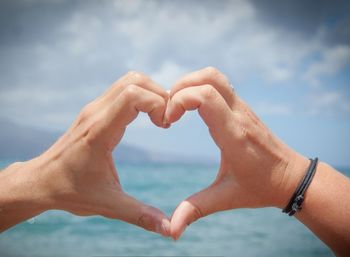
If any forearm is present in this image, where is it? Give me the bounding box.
[288,160,350,256]
[0,160,51,232]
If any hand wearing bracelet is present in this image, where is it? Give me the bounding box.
[283,157,319,216]
[165,67,311,237]
[166,67,350,256]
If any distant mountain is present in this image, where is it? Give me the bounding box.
[0,119,216,165]
[0,118,60,160]
[114,144,152,163]
[0,118,151,163]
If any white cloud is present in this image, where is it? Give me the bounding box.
[254,102,292,116]
[108,0,321,84]
[60,13,103,56]
[0,85,101,131]
[304,45,350,86]
[151,61,188,89]
[1,0,349,134]
[115,0,254,49]
[307,90,350,115]
[267,66,293,82]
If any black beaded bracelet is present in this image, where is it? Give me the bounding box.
[282,157,319,216]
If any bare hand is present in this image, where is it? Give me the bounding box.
[30,71,171,236]
[165,67,310,240]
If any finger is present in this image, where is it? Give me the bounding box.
[165,85,232,136]
[102,71,169,103]
[170,183,227,240]
[92,85,167,149]
[170,67,234,107]
[72,72,168,130]
[106,192,171,237]
[116,84,167,127]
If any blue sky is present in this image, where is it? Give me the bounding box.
[0,0,350,166]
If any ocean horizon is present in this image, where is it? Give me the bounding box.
[1,160,348,257]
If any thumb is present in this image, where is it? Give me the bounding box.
[170,183,225,240]
[105,192,171,237]
[165,84,233,140]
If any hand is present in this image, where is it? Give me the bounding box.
[26,71,171,236]
[165,67,310,240]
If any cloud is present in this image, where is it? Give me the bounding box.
[0,0,349,132]
[304,45,350,86]
[250,0,350,45]
[253,102,292,116]
[151,61,188,89]
[0,85,98,130]
[307,90,350,115]
[107,0,327,86]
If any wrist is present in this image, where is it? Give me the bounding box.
[273,151,310,209]
[15,157,57,213]
[0,158,56,231]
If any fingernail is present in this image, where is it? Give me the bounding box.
[173,225,186,241]
[162,122,171,129]
[163,99,172,126]
[155,219,170,237]
[155,223,162,235]
[161,219,171,237]
[164,105,172,124]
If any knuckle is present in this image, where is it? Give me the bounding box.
[170,94,181,106]
[151,99,164,110]
[9,161,24,170]
[137,205,157,231]
[122,84,141,100]
[200,85,218,101]
[78,103,95,124]
[231,112,249,141]
[125,70,138,78]
[239,125,248,140]
[192,205,203,222]
[186,201,203,225]
[125,70,147,82]
[117,71,149,93]
[204,66,231,88]
[82,130,95,149]
[80,121,99,150]
[204,66,220,77]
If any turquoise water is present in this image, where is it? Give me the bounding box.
[1,161,346,257]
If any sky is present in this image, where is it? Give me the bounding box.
[0,0,350,166]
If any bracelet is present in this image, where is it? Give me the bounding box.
[282,157,319,216]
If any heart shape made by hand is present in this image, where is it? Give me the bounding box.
[39,67,301,241]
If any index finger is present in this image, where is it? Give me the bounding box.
[101,71,169,103]
[170,67,234,107]
[89,85,167,151]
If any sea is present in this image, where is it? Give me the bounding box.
[1,160,348,257]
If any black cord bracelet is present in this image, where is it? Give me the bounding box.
[282,157,319,216]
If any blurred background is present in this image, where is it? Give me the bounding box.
[0,0,349,257]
